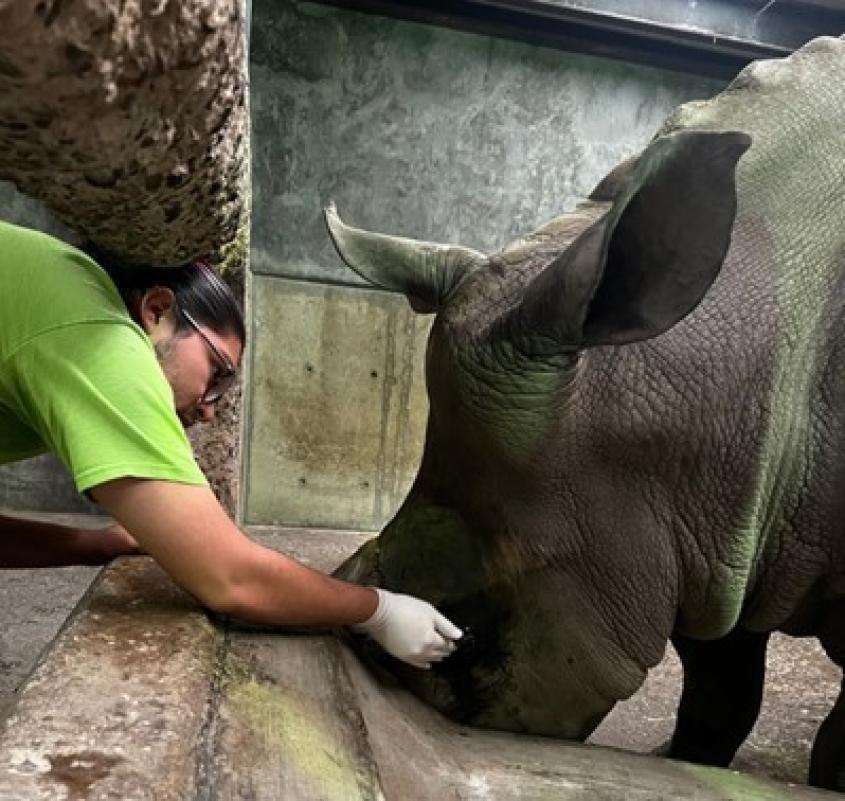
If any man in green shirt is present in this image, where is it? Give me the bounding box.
[0,221,461,669]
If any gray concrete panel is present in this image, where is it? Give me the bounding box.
[0,457,99,514]
[0,182,74,241]
[244,274,430,529]
[249,0,724,286]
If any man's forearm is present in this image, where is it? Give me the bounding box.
[93,479,380,627]
[219,540,379,627]
[0,513,115,567]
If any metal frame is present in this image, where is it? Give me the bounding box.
[319,0,845,78]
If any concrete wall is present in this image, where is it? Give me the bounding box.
[243,0,726,530]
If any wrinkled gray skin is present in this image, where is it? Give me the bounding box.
[330,36,845,792]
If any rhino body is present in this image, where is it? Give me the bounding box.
[330,36,845,791]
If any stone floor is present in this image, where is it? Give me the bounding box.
[0,519,841,789]
[589,633,840,785]
[0,563,98,722]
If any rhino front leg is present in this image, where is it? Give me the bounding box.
[809,600,845,791]
[668,626,770,767]
[809,680,845,791]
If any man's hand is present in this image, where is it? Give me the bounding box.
[98,521,145,560]
[0,514,144,568]
[353,588,463,669]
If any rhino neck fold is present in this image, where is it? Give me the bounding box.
[450,337,582,463]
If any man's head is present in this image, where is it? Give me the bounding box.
[86,247,246,427]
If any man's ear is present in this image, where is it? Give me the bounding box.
[138,286,177,337]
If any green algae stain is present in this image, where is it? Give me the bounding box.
[228,673,382,801]
[678,760,811,801]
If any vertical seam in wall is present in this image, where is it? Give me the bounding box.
[373,306,398,527]
[240,269,257,527]
[193,625,231,801]
[390,310,419,512]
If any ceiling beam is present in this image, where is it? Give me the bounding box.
[319,0,845,79]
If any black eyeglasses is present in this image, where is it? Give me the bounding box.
[180,309,238,405]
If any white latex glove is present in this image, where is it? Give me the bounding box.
[353,588,463,669]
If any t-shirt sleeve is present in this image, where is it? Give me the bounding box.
[8,321,207,493]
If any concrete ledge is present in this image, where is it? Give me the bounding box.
[0,530,836,800]
[0,559,217,800]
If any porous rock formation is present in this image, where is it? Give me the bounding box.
[0,0,248,265]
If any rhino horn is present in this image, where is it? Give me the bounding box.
[324,203,487,313]
[503,129,752,353]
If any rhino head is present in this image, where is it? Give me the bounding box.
[330,129,750,739]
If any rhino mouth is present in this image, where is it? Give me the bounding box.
[335,536,517,726]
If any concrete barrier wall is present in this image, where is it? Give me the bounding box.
[0,530,835,801]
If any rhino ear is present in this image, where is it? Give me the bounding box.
[324,203,486,313]
[513,130,751,350]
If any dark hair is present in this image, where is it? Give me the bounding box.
[84,245,246,346]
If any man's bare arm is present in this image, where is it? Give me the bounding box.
[0,513,142,568]
[92,478,379,627]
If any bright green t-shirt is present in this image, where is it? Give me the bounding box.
[0,221,207,493]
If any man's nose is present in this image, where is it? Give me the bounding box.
[197,402,216,423]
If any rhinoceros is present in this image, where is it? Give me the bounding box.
[328,35,845,792]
